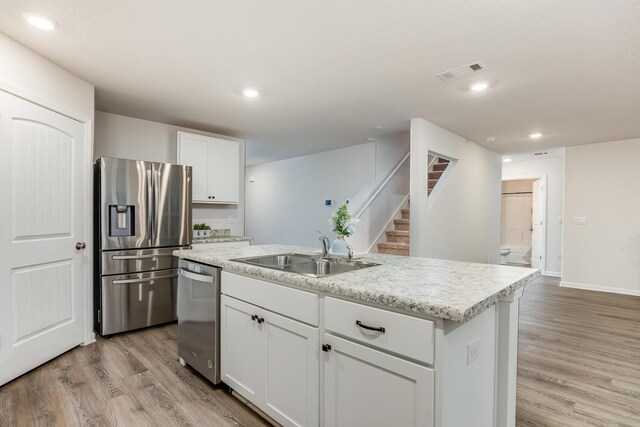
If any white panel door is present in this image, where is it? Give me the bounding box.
[220,295,264,402]
[323,334,434,427]
[208,139,239,203]
[531,180,543,269]
[0,90,87,386]
[501,194,533,248]
[263,310,319,427]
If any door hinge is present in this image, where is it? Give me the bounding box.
[322,344,332,352]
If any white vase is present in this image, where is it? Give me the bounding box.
[331,235,349,255]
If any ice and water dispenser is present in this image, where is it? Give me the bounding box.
[109,205,135,236]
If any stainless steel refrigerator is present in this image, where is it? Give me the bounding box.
[94,157,192,336]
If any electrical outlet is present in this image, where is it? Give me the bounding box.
[467,339,480,365]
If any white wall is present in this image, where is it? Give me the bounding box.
[94,111,246,235]
[502,152,565,276]
[0,33,94,120]
[410,118,501,264]
[562,138,640,296]
[246,133,410,247]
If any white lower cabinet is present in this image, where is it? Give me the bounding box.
[322,333,434,427]
[221,294,319,427]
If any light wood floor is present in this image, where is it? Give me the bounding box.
[1,276,639,426]
[517,276,640,426]
[0,324,269,427]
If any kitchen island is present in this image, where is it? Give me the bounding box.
[174,244,539,427]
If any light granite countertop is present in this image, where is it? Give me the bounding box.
[191,235,252,244]
[174,244,540,322]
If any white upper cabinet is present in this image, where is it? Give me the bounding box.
[177,131,240,204]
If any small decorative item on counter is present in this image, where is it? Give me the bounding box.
[328,202,359,255]
[193,223,211,237]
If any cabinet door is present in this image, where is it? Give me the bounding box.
[262,311,319,427]
[323,334,434,427]
[220,295,264,402]
[177,132,209,202]
[208,139,239,203]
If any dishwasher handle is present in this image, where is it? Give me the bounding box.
[179,268,214,283]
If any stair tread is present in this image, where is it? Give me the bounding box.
[386,230,409,236]
[401,208,409,214]
[394,219,409,224]
[378,242,409,249]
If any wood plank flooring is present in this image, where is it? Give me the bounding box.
[517,276,640,426]
[0,324,269,427]
[1,276,639,426]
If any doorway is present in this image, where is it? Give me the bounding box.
[501,178,546,270]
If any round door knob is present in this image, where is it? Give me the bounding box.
[75,242,86,250]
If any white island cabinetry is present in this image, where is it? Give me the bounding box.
[221,273,319,427]
[322,296,435,426]
[174,244,538,427]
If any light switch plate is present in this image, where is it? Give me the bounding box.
[572,216,587,225]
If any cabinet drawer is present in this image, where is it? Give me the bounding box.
[222,272,318,326]
[324,297,434,364]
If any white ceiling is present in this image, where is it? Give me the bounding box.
[1,1,639,165]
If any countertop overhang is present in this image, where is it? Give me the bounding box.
[174,244,540,322]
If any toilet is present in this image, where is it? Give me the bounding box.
[500,248,511,265]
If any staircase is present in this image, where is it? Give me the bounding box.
[376,154,451,256]
[377,207,410,256]
[429,156,450,196]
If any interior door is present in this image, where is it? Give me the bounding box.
[0,90,87,386]
[531,179,543,269]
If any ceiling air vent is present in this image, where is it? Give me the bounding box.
[437,62,486,82]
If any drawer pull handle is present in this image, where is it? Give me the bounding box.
[322,344,332,352]
[356,320,386,334]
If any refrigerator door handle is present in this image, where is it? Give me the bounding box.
[153,169,160,242]
[147,170,154,241]
[112,274,178,285]
[111,253,174,260]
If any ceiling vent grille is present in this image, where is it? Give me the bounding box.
[437,62,486,82]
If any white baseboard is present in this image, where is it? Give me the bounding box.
[542,271,561,278]
[560,281,640,297]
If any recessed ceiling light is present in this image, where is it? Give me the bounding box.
[242,88,259,98]
[528,133,543,139]
[22,11,57,30]
[470,82,489,92]
[485,136,496,142]
[503,158,512,163]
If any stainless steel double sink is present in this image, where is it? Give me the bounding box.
[230,253,380,278]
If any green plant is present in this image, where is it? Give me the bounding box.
[329,202,359,236]
[193,223,207,230]
[203,225,211,231]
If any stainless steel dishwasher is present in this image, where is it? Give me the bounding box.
[177,259,221,384]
